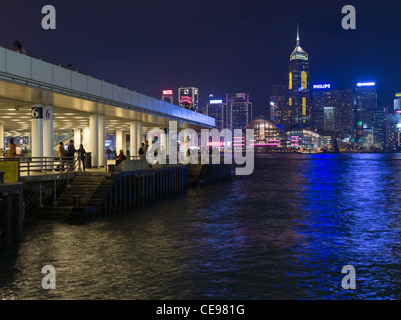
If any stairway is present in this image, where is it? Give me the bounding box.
[86,174,116,207]
[32,173,110,220]
[56,173,108,207]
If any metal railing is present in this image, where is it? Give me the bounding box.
[0,156,76,176]
[2,155,80,218]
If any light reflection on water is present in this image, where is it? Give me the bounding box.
[2,153,401,299]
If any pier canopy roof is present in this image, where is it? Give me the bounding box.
[0,46,215,136]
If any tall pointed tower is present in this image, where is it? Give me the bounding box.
[288,24,310,127]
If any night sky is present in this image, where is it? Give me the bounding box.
[1,0,400,118]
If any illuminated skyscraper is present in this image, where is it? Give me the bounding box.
[206,97,228,131]
[355,82,377,147]
[288,24,310,127]
[178,87,199,111]
[312,84,354,145]
[162,90,174,104]
[394,93,401,113]
[226,92,252,131]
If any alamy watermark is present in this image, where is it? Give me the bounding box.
[144,121,255,176]
[341,265,356,290]
[41,265,56,290]
[342,5,356,30]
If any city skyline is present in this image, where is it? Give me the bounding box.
[0,0,400,118]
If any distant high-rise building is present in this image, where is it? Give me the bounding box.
[270,85,290,129]
[394,93,401,113]
[178,87,199,112]
[226,92,252,130]
[288,24,311,127]
[206,97,228,131]
[162,89,174,104]
[312,85,354,145]
[372,106,386,149]
[355,82,377,147]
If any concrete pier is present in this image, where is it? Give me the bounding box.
[0,182,24,244]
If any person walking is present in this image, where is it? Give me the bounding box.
[7,138,16,158]
[77,144,86,172]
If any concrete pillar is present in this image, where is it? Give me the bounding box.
[122,132,127,155]
[0,121,4,150]
[116,130,126,155]
[89,114,98,167]
[43,106,54,159]
[82,126,90,151]
[74,129,81,148]
[161,128,167,156]
[31,105,44,169]
[98,115,105,167]
[165,127,169,156]
[130,121,138,157]
[137,121,142,153]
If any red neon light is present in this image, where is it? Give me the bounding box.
[180,96,192,104]
[207,142,225,147]
[163,90,173,95]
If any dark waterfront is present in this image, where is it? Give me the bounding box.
[2,153,401,300]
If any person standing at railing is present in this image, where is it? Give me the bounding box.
[66,139,76,170]
[106,146,112,159]
[77,144,86,172]
[7,138,16,158]
[58,142,67,171]
[138,143,146,157]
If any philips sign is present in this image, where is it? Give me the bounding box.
[313,84,331,89]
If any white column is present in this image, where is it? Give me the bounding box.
[31,105,44,170]
[165,127,169,156]
[0,121,4,150]
[82,126,90,151]
[116,130,125,154]
[130,121,138,157]
[137,121,142,153]
[74,129,81,148]
[43,106,54,159]
[98,115,105,167]
[122,132,127,155]
[89,114,98,167]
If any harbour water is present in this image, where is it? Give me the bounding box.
[2,153,401,300]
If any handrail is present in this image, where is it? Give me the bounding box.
[0,156,75,176]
